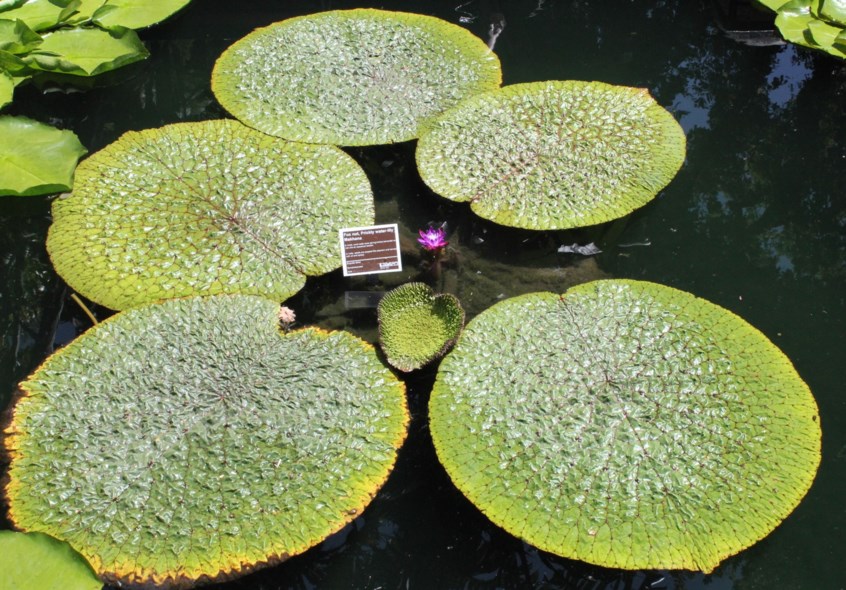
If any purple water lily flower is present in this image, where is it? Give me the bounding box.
[418,227,448,251]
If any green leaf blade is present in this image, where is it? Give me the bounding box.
[0,531,102,590]
[377,282,464,371]
[46,119,374,310]
[416,81,686,230]
[211,9,502,146]
[0,68,12,106]
[4,295,408,588]
[429,279,821,572]
[819,0,846,24]
[24,25,148,76]
[0,115,87,196]
[0,18,42,53]
[0,0,77,32]
[89,0,191,29]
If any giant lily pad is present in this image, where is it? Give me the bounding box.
[377,282,464,372]
[211,9,502,146]
[416,81,686,230]
[3,295,408,588]
[429,279,820,572]
[0,115,87,196]
[0,531,102,590]
[46,119,374,310]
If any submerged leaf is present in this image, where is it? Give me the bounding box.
[212,8,502,146]
[0,115,87,196]
[0,531,102,590]
[430,279,821,572]
[47,119,374,310]
[378,282,464,371]
[416,81,686,230]
[3,295,408,588]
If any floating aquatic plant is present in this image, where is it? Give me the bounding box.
[378,282,464,372]
[69,0,193,30]
[21,25,149,76]
[755,0,846,59]
[0,531,102,590]
[0,115,86,196]
[429,279,820,572]
[416,80,686,230]
[46,119,374,310]
[3,295,408,588]
[211,8,502,146]
[1,0,191,32]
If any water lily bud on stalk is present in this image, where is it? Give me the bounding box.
[418,226,448,252]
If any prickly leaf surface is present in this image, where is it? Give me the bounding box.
[429,279,820,572]
[416,81,686,230]
[377,282,464,372]
[211,9,502,146]
[4,295,408,588]
[47,119,374,310]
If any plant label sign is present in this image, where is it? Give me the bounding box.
[339,224,403,276]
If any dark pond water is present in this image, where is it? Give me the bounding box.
[1,0,844,588]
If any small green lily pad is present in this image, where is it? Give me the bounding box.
[4,295,408,588]
[0,531,102,590]
[91,0,191,29]
[0,0,78,31]
[0,115,87,196]
[430,279,821,572]
[211,8,502,146]
[416,81,686,230]
[46,119,374,310]
[24,25,148,76]
[378,282,464,372]
[0,18,43,54]
[761,0,846,58]
[818,0,846,26]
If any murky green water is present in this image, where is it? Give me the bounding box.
[1,1,844,588]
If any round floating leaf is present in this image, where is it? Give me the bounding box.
[91,0,192,29]
[0,18,43,54]
[770,0,846,57]
[24,25,149,77]
[818,0,846,25]
[0,531,102,590]
[429,279,821,572]
[0,0,77,31]
[211,9,502,146]
[416,81,686,230]
[377,282,464,372]
[3,295,408,588]
[47,119,374,310]
[0,115,87,196]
